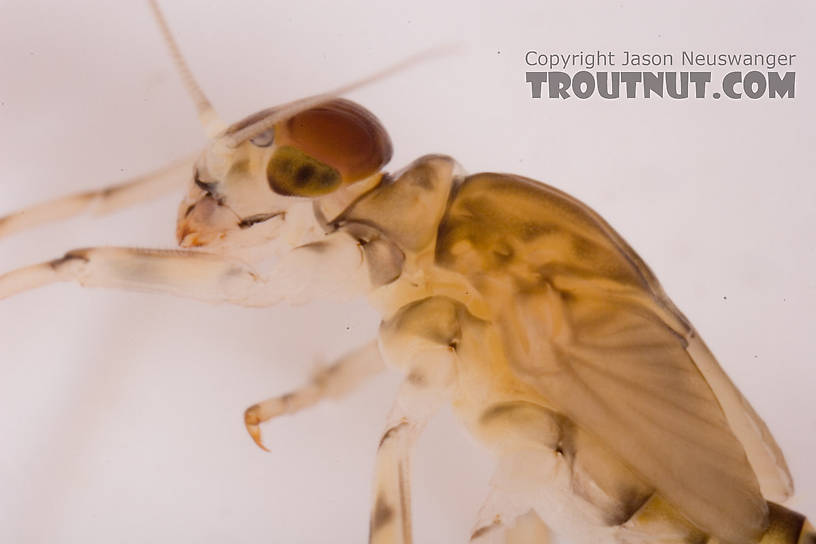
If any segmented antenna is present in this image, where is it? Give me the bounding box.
[147,0,225,137]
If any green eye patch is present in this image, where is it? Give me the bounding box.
[267,145,341,197]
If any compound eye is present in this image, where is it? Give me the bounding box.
[277,99,392,185]
[266,146,341,197]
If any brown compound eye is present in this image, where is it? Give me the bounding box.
[269,99,392,196]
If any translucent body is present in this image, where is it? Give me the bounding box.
[0,4,811,541]
[4,134,810,542]
[334,155,804,544]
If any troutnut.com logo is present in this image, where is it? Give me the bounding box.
[525,50,797,99]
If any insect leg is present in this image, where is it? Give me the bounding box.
[472,510,552,544]
[368,376,451,544]
[0,155,195,240]
[503,511,552,544]
[244,340,384,451]
[0,232,366,304]
[470,461,552,544]
[367,296,471,543]
[0,246,271,305]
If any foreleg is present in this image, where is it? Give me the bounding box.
[0,155,195,239]
[244,340,385,451]
[0,231,366,306]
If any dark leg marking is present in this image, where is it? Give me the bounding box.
[370,493,394,535]
[49,250,90,270]
[378,421,409,449]
[470,517,501,540]
[406,370,426,386]
[99,186,118,198]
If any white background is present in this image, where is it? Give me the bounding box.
[0,1,813,543]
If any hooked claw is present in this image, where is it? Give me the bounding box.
[244,404,270,452]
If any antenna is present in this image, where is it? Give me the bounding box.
[224,44,463,147]
[147,0,225,137]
